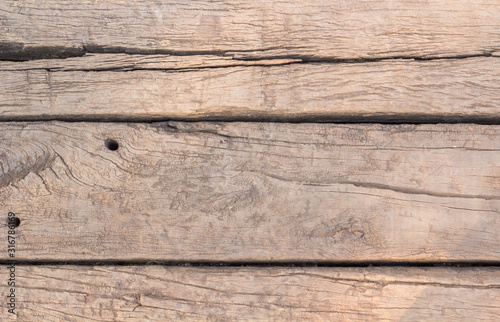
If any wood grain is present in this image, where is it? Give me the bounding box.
[1,56,499,121]
[0,0,498,60]
[0,122,499,262]
[1,266,499,320]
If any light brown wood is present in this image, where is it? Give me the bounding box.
[0,122,499,262]
[1,266,498,320]
[2,1,498,319]
[0,0,498,60]
[1,56,499,121]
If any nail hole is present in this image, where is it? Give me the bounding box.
[105,139,119,151]
[9,217,20,228]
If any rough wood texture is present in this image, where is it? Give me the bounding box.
[2,0,498,121]
[1,122,499,261]
[1,266,499,320]
[1,56,499,121]
[1,0,498,60]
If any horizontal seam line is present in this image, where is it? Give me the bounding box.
[2,260,500,267]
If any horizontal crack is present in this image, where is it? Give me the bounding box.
[0,43,292,61]
[0,42,497,64]
[238,51,498,64]
[0,43,86,61]
[2,114,500,124]
[345,181,500,201]
[37,60,301,73]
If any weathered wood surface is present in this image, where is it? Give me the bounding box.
[1,0,498,60]
[1,266,499,320]
[2,0,498,120]
[1,56,499,121]
[1,122,499,261]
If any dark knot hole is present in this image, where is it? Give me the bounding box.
[105,139,119,151]
[9,217,20,228]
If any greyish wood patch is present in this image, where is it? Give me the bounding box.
[0,122,499,262]
[0,266,498,321]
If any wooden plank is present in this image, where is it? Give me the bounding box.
[0,0,499,60]
[1,56,499,121]
[0,122,499,262]
[1,266,499,320]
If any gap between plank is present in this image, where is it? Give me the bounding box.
[1,260,499,267]
[1,116,500,125]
